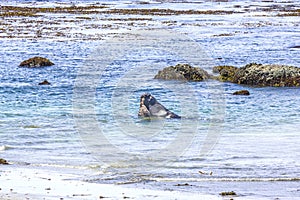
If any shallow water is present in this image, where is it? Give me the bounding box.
[1,0,300,199]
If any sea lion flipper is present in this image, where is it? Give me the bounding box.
[166,111,181,119]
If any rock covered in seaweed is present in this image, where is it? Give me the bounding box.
[213,65,238,82]
[214,63,300,87]
[154,64,210,81]
[19,56,54,68]
[233,63,300,87]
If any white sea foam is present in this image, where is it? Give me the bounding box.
[0,145,13,151]
[0,82,31,88]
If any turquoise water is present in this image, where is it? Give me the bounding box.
[1,0,300,199]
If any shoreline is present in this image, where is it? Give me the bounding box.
[0,165,223,200]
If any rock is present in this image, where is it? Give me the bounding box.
[0,158,9,165]
[38,80,51,85]
[233,63,300,87]
[219,191,237,196]
[19,56,54,68]
[213,65,238,82]
[213,63,300,87]
[154,64,210,81]
[233,90,250,95]
[175,183,191,186]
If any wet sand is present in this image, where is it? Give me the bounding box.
[0,166,222,200]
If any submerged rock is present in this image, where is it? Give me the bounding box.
[19,56,54,68]
[213,65,238,82]
[233,63,300,87]
[38,80,51,85]
[154,64,210,81]
[233,90,250,95]
[0,158,9,165]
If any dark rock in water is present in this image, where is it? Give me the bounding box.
[38,80,51,85]
[175,183,191,186]
[138,93,180,119]
[19,56,54,68]
[233,90,250,95]
[154,64,209,81]
[219,191,237,196]
[213,65,238,82]
[0,158,9,165]
[233,63,300,87]
[213,63,300,87]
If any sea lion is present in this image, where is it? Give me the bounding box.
[138,93,181,119]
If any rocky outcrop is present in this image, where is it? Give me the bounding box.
[213,65,238,82]
[233,63,300,87]
[214,63,300,87]
[19,56,54,68]
[154,64,210,81]
[233,90,250,95]
[0,158,9,165]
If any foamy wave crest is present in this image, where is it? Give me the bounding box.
[0,145,13,151]
[0,82,31,88]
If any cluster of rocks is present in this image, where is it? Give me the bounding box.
[155,63,300,88]
[19,57,300,89]
[19,56,53,85]
[154,63,300,95]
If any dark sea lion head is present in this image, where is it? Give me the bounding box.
[140,93,157,110]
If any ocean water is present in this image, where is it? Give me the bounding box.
[1,0,300,199]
